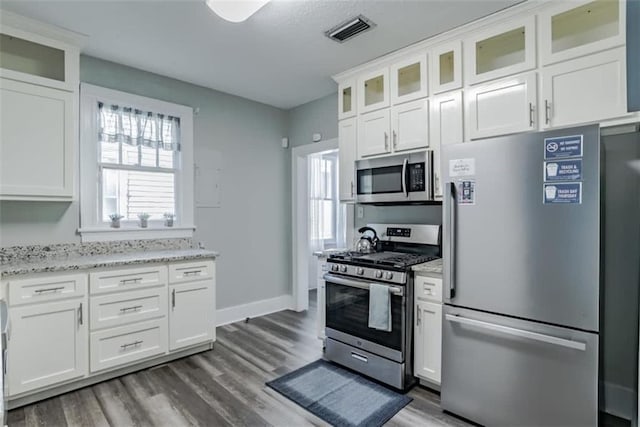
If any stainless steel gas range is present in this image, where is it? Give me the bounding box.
[323,223,441,391]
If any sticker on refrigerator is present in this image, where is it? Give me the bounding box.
[449,158,476,177]
[457,180,475,205]
[543,183,582,204]
[544,135,583,159]
[544,159,582,182]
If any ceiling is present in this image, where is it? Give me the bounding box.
[1,0,522,109]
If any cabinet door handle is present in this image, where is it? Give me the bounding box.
[34,286,64,294]
[417,306,422,326]
[350,181,354,197]
[529,102,534,127]
[545,100,551,125]
[392,130,397,148]
[171,289,176,309]
[384,132,389,151]
[78,303,83,326]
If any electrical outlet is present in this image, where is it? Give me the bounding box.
[357,205,364,218]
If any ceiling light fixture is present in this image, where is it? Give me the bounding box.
[205,0,271,23]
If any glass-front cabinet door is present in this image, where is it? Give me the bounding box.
[539,0,625,66]
[390,54,428,105]
[429,41,462,95]
[338,78,356,120]
[465,16,536,85]
[358,67,390,114]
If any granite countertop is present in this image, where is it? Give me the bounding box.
[412,258,443,275]
[1,248,219,278]
[312,248,347,258]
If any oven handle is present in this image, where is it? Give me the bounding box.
[323,274,404,296]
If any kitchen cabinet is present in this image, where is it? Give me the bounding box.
[169,278,215,351]
[467,72,537,140]
[465,16,536,85]
[429,41,462,94]
[541,47,628,129]
[0,12,83,202]
[390,99,429,152]
[539,0,625,66]
[357,109,391,158]
[0,78,75,201]
[430,90,463,198]
[338,78,356,120]
[338,117,357,202]
[414,273,443,386]
[358,68,390,114]
[390,54,428,105]
[415,300,442,384]
[8,297,87,395]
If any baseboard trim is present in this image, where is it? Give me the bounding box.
[603,381,635,421]
[216,294,293,326]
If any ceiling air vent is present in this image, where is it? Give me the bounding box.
[325,15,376,43]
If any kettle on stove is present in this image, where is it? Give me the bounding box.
[355,226,379,253]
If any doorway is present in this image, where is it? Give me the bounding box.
[291,139,352,313]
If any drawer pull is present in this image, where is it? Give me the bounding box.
[120,340,143,350]
[34,286,64,294]
[119,305,143,313]
[120,278,143,284]
[182,270,202,276]
[351,352,368,363]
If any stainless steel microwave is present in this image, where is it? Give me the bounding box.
[355,151,434,204]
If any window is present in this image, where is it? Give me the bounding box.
[309,150,345,248]
[79,84,194,242]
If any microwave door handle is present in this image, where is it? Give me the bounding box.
[402,158,408,197]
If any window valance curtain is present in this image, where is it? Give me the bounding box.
[98,102,181,152]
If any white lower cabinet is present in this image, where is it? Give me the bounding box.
[467,72,537,140]
[169,279,215,351]
[8,298,88,395]
[414,274,443,386]
[541,47,628,129]
[90,319,167,372]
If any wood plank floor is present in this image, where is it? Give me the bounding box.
[8,291,471,427]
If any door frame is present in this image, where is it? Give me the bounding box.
[291,138,338,312]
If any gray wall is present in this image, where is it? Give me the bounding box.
[0,56,291,310]
[288,93,338,147]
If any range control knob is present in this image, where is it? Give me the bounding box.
[356,267,365,275]
[340,265,348,273]
[331,264,339,272]
[375,270,383,279]
[385,272,394,280]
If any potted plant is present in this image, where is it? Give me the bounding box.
[138,213,151,228]
[163,212,175,227]
[109,213,124,228]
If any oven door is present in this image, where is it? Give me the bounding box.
[324,273,406,362]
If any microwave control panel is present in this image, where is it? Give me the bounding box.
[408,163,425,192]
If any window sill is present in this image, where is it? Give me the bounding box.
[77,225,195,243]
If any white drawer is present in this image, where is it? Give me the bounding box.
[168,260,214,284]
[7,273,87,306]
[90,288,167,331]
[90,319,167,373]
[89,265,167,295]
[415,275,443,303]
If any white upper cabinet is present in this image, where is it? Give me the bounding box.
[357,109,391,158]
[465,16,536,85]
[429,41,462,94]
[338,78,356,120]
[390,54,428,105]
[391,99,429,152]
[338,117,357,202]
[358,67,390,114]
[541,47,628,129]
[430,90,463,198]
[467,72,537,139]
[539,0,625,66]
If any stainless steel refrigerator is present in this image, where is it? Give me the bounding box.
[441,124,602,426]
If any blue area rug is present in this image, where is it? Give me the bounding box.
[266,359,412,427]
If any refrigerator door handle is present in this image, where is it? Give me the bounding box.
[445,314,587,351]
[444,182,456,298]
